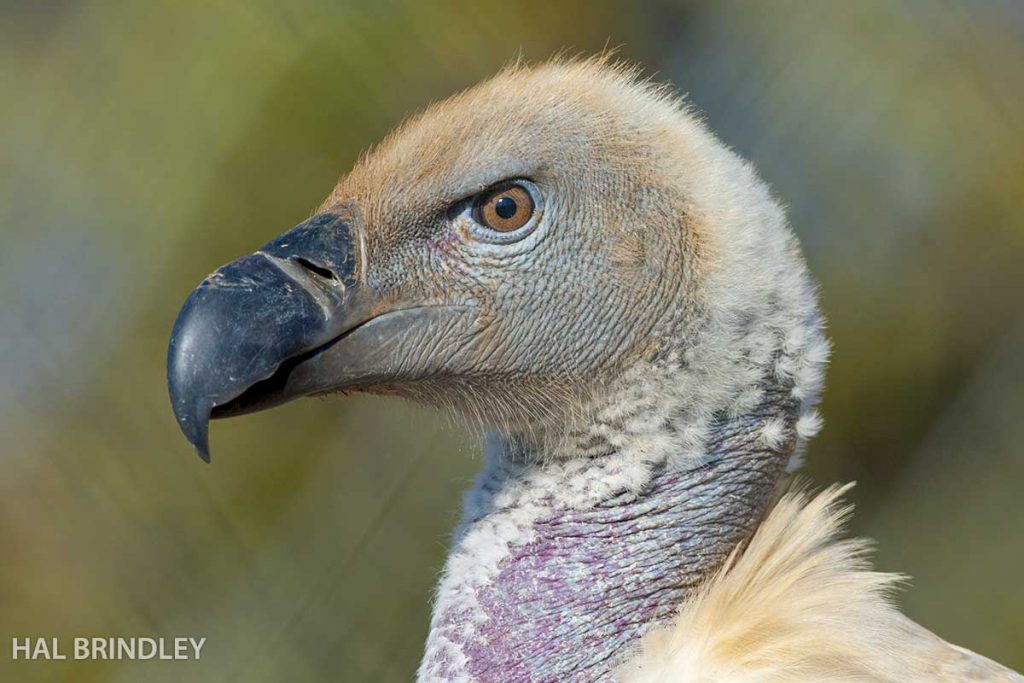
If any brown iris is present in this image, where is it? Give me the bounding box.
[474,184,534,232]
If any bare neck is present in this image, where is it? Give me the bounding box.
[418,386,799,682]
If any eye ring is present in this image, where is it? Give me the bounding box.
[472,182,537,234]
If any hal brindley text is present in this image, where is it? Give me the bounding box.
[12,637,206,661]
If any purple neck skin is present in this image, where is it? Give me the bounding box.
[419,391,798,682]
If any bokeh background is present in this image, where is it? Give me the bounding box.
[2,1,1022,680]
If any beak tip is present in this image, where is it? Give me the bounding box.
[169,397,213,463]
[168,336,214,464]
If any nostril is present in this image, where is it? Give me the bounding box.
[293,257,337,282]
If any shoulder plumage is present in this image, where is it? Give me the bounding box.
[618,484,1022,682]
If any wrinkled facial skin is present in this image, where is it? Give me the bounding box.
[330,88,687,423]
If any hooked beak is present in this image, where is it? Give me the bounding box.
[167,213,364,461]
[167,212,465,462]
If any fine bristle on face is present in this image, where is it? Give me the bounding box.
[312,60,715,430]
[311,59,822,447]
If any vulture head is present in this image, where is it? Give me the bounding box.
[169,59,823,464]
[168,59,832,679]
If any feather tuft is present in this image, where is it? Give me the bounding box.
[618,484,1023,682]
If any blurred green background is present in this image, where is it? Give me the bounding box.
[1,1,1022,680]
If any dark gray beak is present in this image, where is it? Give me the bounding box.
[167,213,372,462]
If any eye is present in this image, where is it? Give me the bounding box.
[473,184,535,233]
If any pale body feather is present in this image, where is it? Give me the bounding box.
[618,486,1022,682]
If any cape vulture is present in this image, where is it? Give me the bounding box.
[167,59,1021,682]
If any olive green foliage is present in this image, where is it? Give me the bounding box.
[1,1,1021,680]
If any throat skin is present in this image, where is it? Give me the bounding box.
[418,389,799,683]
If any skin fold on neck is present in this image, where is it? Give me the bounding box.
[419,383,799,683]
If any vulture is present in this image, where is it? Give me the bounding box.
[167,59,1022,681]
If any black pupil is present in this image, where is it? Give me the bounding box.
[494,196,518,219]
